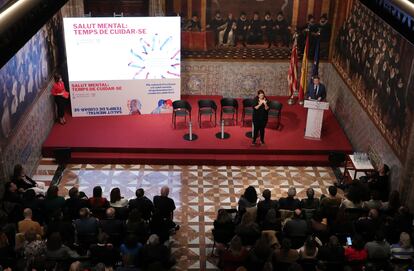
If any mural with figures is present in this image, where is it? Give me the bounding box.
[0,13,64,142]
[333,1,414,162]
[180,0,332,59]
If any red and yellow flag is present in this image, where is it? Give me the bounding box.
[287,34,298,98]
[298,33,309,102]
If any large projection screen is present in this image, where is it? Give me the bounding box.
[63,17,181,116]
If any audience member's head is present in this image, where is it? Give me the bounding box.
[160,186,170,197]
[399,232,412,249]
[368,208,379,219]
[93,186,103,198]
[287,187,296,198]
[328,235,340,248]
[23,208,33,219]
[306,188,315,199]
[229,235,243,255]
[0,231,9,248]
[216,209,232,223]
[106,207,116,219]
[328,185,337,197]
[110,187,122,203]
[147,234,159,246]
[69,187,79,199]
[262,189,271,201]
[294,209,302,219]
[135,188,144,198]
[79,208,91,219]
[46,185,59,199]
[12,164,24,180]
[243,186,258,204]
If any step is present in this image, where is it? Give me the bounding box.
[68,152,331,166]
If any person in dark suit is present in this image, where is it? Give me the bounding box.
[153,186,179,232]
[252,89,269,145]
[306,76,326,101]
[128,188,154,221]
[99,207,125,245]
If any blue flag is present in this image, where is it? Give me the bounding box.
[311,37,320,78]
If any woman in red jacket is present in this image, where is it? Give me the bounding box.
[51,74,67,124]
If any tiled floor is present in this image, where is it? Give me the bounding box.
[33,159,341,271]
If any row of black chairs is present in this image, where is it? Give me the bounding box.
[172,98,283,128]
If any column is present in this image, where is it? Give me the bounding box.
[292,0,300,29]
[149,0,165,16]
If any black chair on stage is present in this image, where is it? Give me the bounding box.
[268,100,283,129]
[241,98,255,126]
[198,99,217,128]
[220,98,238,125]
[172,100,192,128]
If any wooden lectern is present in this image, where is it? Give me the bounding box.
[304,100,329,140]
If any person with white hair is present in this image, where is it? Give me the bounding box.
[279,187,301,210]
[153,186,179,232]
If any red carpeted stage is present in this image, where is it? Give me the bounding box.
[42,95,353,166]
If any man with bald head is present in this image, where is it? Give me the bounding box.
[99,207,124,244]
[18,208,43,236]
[153,186,178,231]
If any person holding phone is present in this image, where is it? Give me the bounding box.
[252,89,269,145]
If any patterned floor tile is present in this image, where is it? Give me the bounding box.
[34,160,341,271]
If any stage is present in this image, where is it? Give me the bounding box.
[42,95,353,166]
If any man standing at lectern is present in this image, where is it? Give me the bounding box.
[306,76,326,101]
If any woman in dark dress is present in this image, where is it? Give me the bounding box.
[252,90,269,145]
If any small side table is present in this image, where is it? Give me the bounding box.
[343,154,376,183]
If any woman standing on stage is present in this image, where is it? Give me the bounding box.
[51,73,68,125]
[252,90,269,145]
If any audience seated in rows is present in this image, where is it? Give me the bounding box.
[0,179,180,270]
[213,183,414,271]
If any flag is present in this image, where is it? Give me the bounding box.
[287,33,298,98]
[311,37,320,77]
[298,32,309,101]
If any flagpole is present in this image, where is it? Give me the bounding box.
[287,32,299,105]
[298,31,310,105]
